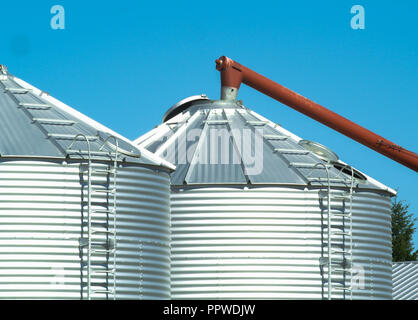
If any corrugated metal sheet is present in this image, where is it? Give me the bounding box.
[392,262,418,300]
[0,71,173,170]
[135,95,394,300]
[134,97,394,194]
[0,159,171,299]
[170,187,392,299]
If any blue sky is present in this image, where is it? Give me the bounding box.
[1,0,417,248]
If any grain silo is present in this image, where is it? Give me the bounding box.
[0,65,174,299]
[135,94,395,300]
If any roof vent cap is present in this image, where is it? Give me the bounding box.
[162,94,209,122]
[298,140,339,162]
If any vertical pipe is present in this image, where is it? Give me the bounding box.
[308,163,332,299]
[87,154,92,300]
[326,167,332,300]
[113,140,118,300]
[349,167,354,300]
[69,135,92,300]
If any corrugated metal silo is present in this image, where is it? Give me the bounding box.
[0,66,174,299]
[135,95,395,300]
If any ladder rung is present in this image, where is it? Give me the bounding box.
[50,134,98,141]
[82,223,110,230]
[92,249,115,254]
[331,195,351,200]
[332,268,351,273]
[324,264,351,271]
[91,229,115,234]
[91,269,115,274]
[323,242,346,247]
[308,177,350,183]
[66,150,115,157]
[93,169,116,174]
[332,213,352,217]
[320,203,346,209]
[79,241,112,248]
[204,120,230,124]
[246,120,267,126]
[92,290,114,294]
[332,286,352,291]
[19,102,51,110]
[331,231,352,236]
[33,118,76,125]
[330,256,352,263]
[320,193,352,201]
[80,166,115,172]
[82,200,113,206]
[5,87,31,94]
[92,189,116,194]
[326,259,353,269]
[264,134,289,140]
[331,249,352,254]
[91,209,115,214]
[166,120,186,125]
[274,148,311,155]
[82,220,109,225]
[290,162,326,168]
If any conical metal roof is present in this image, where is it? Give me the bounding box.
[0,66,174,170]
[135,95,395,194]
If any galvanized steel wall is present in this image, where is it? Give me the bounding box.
[0,159,171,299]
[170,187,392,299]
[392,262,418,300]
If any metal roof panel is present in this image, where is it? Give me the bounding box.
[392,262,418,300]
[135,96,394,192]
[0,69,173,170]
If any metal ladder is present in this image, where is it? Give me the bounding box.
[67,135,119,300]
[303,162,355,300]
[253,129,356,300]
[1,76,88,155]
[0,75,120,299]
